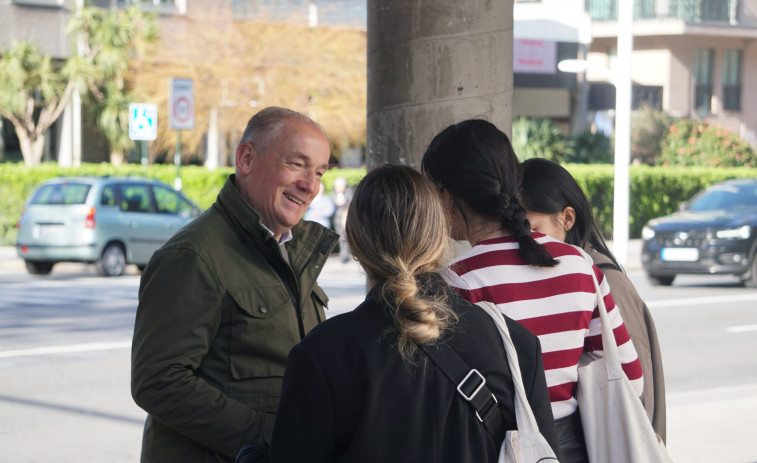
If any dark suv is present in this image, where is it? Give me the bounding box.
[16,176,200,276]
[641,178,757,286]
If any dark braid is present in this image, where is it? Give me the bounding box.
[422,119,557,267]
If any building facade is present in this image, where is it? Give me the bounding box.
[513,0,757,150]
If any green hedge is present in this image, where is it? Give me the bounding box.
[568,164,757,239]
[0,162,365,246]
[2,162,756,246]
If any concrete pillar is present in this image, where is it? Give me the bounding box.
[367,0,514,170]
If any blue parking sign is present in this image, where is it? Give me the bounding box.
[129,103,158,141]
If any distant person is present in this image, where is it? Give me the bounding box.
[422,118,643,463]
[237,164,558,462]
[304,181,336,228]
[131,107,338,462]
[521,157,666,441]
[330,176,353,262]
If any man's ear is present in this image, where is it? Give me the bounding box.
[562,206,576,232]
[236,143,255,175]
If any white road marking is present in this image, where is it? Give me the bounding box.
[646,293,757,309]
[0,341,131,358]
[726,324,757,334]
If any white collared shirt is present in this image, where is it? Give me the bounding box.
[260,224,292,264]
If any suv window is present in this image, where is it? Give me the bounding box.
[119,184,152,213]
[154,185,195,217]
[31,183,91,205]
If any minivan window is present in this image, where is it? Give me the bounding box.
[101,185,117,206]
[119,184,152,213]
[154,185,195,217]
[31,183,91,205]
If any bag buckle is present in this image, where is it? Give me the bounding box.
[457,369,486,401]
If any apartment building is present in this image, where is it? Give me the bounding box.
[514,0,757,148]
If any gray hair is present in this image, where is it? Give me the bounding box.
[239,107,326,156]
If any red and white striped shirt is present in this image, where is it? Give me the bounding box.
[444,233,643,419]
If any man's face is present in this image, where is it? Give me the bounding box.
[239,118,331,238]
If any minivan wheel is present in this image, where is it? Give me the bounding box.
[647,274,675,286]
[25,260,54,275]
[97,243,126,277]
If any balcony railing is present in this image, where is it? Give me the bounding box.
[586,0,738,23]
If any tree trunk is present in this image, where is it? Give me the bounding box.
[110,150,126,166]
[15,127,46,167]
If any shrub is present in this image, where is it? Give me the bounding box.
[570,129,613,164]
[631,105,674,165]
[512,117,574,162]
[660,119,757,167]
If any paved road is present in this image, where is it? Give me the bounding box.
[1,244,756,462]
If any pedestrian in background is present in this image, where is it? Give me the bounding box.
[131,107,338,462]
[330,176,353,263]
[304,181,336,229]
[521,157,666,441]
[422,118,643,463]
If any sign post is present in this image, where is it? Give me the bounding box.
[128,103,158,169]
[170,78,195,190]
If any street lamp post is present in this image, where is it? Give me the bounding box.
[558,1,633,266]
[613,0,634,267]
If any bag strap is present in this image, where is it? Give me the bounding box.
[475,301,544,435]
[421,342,505,441]
[582,251,624,380]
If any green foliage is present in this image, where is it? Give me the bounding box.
[660,119,757,167]
[73,5,158,158]
[630,105,673,164]
[512,117,574,162]
[0,163,367,245]
[570,129,613,164]
[566,164,757,239]
[0,6,157,166]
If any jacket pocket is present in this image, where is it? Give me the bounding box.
[311,283,329,324]
[228,285,300,380]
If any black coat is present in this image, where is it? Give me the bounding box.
[266,276,558,463]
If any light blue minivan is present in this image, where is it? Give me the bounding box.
[16,176,200,276]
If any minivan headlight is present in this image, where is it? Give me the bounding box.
[641,226,655,240]
[716,225,751,240]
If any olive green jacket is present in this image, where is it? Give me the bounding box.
[131,175,338,462]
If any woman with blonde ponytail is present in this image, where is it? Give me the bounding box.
[250,164,557,463]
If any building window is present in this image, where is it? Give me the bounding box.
[117,0,186,14]
[694,48,714,114]
[722,49,742,111]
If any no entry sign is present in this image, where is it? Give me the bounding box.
[170,78,195,130]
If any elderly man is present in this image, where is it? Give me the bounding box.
[131,107,338,462]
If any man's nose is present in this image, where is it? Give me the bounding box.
[299,170,319,195]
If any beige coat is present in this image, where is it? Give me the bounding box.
[590,249,667,442]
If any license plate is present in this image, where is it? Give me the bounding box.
[34,224,65,238]
[661,248,699,262]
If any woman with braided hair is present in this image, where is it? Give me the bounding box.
[422,119,643,463]
[242,164,557,463]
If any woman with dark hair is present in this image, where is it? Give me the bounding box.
[521,157,666,442]
[242,164,558,463]
[422,119,643,463]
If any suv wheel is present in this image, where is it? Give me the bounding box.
[97,243,126,277]
[647,274,675,286]
[25,260,54,275]
[743,255,757,288]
